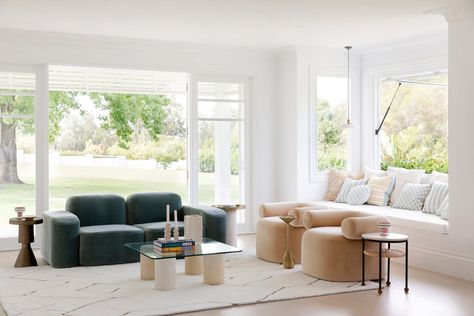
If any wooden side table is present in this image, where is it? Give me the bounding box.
[9,217,43,267]
[212,204,245,247]
[361,232,409,294]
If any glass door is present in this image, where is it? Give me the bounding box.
[0,69,37,248]
[189,76,250,232]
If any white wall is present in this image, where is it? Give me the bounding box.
[0,29,278,233]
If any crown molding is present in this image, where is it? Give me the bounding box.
[427,0,474,23]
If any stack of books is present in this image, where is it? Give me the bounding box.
[153,237,195,253]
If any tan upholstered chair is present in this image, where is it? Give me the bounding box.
[256,202,325,264]
[301,210,389,282]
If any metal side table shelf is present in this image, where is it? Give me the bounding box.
[361,232,409,294]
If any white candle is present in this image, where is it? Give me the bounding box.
[166,205,170,223]
[174,210,178,227]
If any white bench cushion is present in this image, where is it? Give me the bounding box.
[310,201,449,234]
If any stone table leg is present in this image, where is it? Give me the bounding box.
[185,256,203,275]
[140,254,154,280]
[155,258,176,290]
[202,254,224,285]
[226,210,238,247]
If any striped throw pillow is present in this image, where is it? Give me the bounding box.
[366,175,396,206]
[335,178,367,203]
[423,181,449,215]
[438,194,449,220]
[393,183,431,211]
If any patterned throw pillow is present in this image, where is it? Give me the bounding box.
[438,194,449,220]
[325,170,363,201]
[335,178,367,203]
[366,175,396,206]
[393,183,431,211]
[347,185,371,205]
[388,167,425,205]
[423,181,449,215]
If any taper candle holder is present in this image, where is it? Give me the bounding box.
[164,222,172,241]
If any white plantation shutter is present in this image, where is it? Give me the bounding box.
[49,66,188,95]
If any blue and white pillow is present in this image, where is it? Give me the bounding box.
[392,183,431,211]
[423,181,449,215]
[438,194,449,220]
[335,178,367,203]
[347,185,371,205]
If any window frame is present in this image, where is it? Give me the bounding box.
[369,63,448,169]
[309,66,359,182]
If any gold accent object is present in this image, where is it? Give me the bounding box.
[279,215,296,269]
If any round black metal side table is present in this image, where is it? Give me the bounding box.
[361,232,409,294]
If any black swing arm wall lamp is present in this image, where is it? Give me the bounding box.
[375,82,402,136]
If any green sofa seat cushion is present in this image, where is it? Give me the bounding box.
[134,221,185,241]
[79,224,144,266]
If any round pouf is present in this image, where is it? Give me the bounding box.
[256,217,306,264]
[301,227,383,282]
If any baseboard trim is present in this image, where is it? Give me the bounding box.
[409,245,474,281]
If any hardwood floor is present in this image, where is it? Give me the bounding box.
[1,234,473,316]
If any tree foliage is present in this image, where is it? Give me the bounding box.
[90,93,170,148]
[316,99,347,171]
[379,77,448,173]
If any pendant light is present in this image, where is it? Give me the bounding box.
[342,45,353,129]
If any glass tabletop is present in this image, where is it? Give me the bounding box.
[125,238,242,260]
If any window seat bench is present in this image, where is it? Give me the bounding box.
[309,201,448,235]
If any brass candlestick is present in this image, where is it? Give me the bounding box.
[279,215,296,269]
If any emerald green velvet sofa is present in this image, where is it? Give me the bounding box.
[41,192,227,268]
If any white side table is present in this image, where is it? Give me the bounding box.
[212,204,245,247]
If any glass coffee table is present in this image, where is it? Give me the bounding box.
[126,238,241,290]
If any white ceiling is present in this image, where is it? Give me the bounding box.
[0,0,451,49]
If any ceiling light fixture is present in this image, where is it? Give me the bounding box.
[342,45,353,129]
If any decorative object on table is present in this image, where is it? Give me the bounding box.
[9,216,43,267]
[212,204,245,247]
[378,219,391,236]
[184,214,203,275]
[153,238,195,253]
[279,215,296,269]
[14,206,25,218]
[164,204,172,241]
[173,209,180,240]
[361,232,409,294]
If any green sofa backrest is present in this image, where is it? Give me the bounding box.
[126,192,183,225]
[66,194,127,227]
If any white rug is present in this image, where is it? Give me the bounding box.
[0,252,379,316]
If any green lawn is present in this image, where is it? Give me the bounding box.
[0,163,240,227]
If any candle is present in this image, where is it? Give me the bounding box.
[174,210,178,227]
[166,204,170,223]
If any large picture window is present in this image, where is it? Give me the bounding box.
[48,66,188,209]
[378,72,448,173]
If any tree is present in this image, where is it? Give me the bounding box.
[90,93,170,148]
[0,91,79,184]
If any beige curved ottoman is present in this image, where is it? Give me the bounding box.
[301,226,384,282]
[256,217,305,264]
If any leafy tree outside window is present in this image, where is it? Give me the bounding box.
[316,76,348,172]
